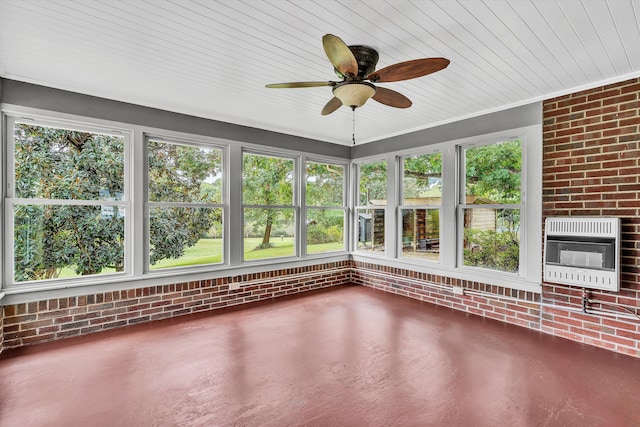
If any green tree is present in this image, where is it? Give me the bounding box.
[305,162,344,246]
[463,139,522,272]
[358,160,387,205]
[242,154,293,249]
[402,153,442,200]
[306,162,343,206]
[465,140,522,204]
[463,227,520,272]
[13,125,221,281]
[14,125,125,281]
[148,140,222,265]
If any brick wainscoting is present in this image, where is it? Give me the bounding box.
[0,304,4,354]
[541,77,640,357]
[352,261,640,358]
[352,262,541,329]
[0,261,351,351]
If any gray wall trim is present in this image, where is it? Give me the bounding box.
[351,102,542,159]
[1,79,351,158]
[1,79,542,161]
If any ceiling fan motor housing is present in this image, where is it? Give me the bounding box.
[333,45,379,79]
[349,45,379,78]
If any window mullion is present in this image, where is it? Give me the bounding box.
[441,144,457,269]
[4,201,16,286]
[228,144,243,266]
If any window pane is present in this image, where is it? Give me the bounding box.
[463,208,520,273]
[14,123,124,200]
[306,162,344,206]
[243,153,294,205]
[403,153,442,205]
[307,208,345,254]
[357,208,385,253]
[14,204,124,282]
[465,139,522,204]
[358,161,386,206]
[401,208,439,261]
[148,140,222,203]
[149,206,223,269]
[244,208,295,260]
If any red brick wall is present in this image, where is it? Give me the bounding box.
[541,77,640,357]
[352,261,541,329]
[0,307,4,353]
[353,256,639,357]
[1,261,351,350]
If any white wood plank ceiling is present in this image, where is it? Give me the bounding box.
[1,0,639,146]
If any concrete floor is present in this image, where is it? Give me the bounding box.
[1,284,639,427]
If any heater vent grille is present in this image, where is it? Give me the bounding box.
[546,217,617,238]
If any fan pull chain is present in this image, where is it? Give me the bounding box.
[352,107,356,146]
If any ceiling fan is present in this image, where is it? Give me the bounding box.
[266,34,450,115]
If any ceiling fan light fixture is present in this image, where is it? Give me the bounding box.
[332,82,376,109]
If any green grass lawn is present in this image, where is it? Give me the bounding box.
[151,238,224,269]
[307,241,346,254]
[153,237,344,268]
[242,237,295,260]
[58,237,344,276]
[151,236,298,265]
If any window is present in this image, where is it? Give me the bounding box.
[8,120,128,283]
[460,139,522,273]
[355,160,386,254]
[305,161,346,254]
[147,138,223,270]
[352,126,540,290]
[242,152,295,261]
[400,152,442,261]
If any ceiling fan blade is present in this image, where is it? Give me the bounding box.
[321,97,342,115]
[266,81,335,88]
[372,87,412,108]
[322,34,358,77]
[368,57,449,83]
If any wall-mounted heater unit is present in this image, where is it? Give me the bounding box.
[544,217,621,292]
